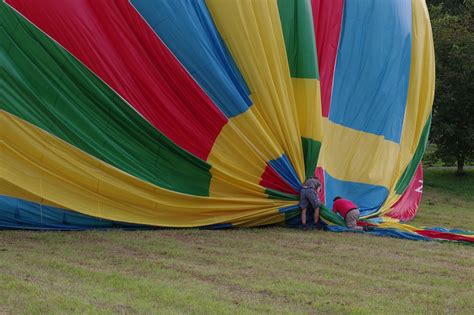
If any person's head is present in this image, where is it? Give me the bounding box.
[333,196,342,202]
[315,182,321,193]
[303,177,321,191]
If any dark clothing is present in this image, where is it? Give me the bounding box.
[302,178,321,190]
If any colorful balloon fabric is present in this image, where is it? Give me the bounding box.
[1,0,472,243]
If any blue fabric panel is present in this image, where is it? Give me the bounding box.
[0,195,150,230]
[329,0,412,143]
[131,0,251,118]
[269,155,302,191]
[325,226,432,241]
[324,171,388,215]
[279,205,300,214]
[200,223,233,229]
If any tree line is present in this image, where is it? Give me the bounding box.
[426,0,473,174]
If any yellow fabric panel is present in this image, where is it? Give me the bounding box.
[236,211,287,228]
[378,0,435,214]
[1,111,294,227]
[209,106,281,198]
[293,78,323,142]
[318,120,400,188]
[379,222,417,233]
[0,178,60,208]
[205,0,305,180]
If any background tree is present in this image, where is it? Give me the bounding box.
[427,0,474,174]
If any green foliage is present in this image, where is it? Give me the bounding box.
[427,0,474,173]
[423,144,439,167]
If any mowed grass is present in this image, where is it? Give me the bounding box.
[411,168,474,230]
[0,170,473,314]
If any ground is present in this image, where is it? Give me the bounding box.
[0,169,473,314]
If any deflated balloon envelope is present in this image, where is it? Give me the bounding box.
[1,0,434,230]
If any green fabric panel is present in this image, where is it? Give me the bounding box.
[395,115,432,194]
[0,5,211,196]
[277,0,319,79]
[302,137,321,179]
[320,205,346,226]
[265,189,299,201]
[283,209,300,221]
[284,205,346,227]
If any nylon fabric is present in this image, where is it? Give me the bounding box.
[291,78,323,142]
[330,0,412,143]
[0,195,150,230]
[394,117,431,194]
[0,5,211,196]
[301,137,321,181]
[130,0,252,118]
[260,166,299,196]
[208,107,284,198]
[387,163,423,221]
[6,0,228,160]
[205,0,305,181]
[311,0,344,118]
[206,0,319,198]
[2,0,466,243]
[378,0,435,215]
[318,120,400,188]
[277,0,319,79]
[314,0,433,218]
[323,171,389,215]
[0,179,59,208]
[1,112,296,227]
[276,0,323,176]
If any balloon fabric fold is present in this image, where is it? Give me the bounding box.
[1,0,471,243]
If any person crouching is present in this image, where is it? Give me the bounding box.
[299,177,322,230]
[332,196,363,231]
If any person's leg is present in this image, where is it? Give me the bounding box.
[346,209,363,230]
[313,207,320,224]
[301,208,307,226]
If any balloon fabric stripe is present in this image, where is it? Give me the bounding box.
[311,0,344,118]
[6,0,228,160]
[329,0,413,143]
[130,0,252,118]
[1,5,211,196]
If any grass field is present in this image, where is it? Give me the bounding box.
[1,169,473,314]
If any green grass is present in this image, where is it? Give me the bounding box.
[0,169,473,314]
[411,169,474,229]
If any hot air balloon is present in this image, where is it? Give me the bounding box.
[1,0,472,242]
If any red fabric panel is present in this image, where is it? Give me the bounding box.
[260,165,298,196]
[315,167,325,203]
[311,0,344,117]
[416,230,474,243]
[6,0,227,160]
[387,163,423,221]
